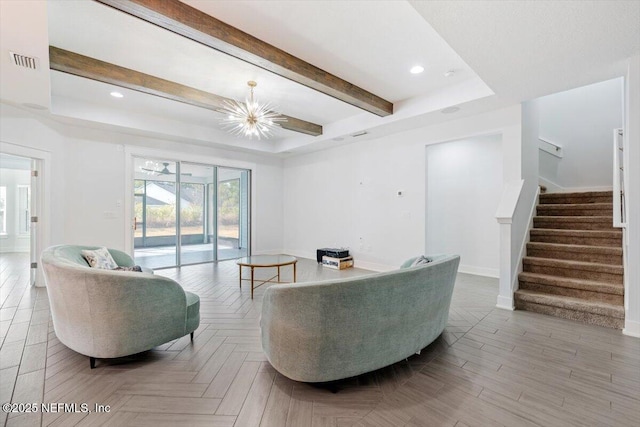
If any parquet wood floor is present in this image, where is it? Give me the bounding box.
[1,253,638,426]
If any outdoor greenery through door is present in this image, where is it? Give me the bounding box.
[133,158,250,269]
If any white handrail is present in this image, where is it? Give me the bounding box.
[539,137,563,158]
[613,128,626,228]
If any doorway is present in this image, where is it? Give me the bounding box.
[133,157,250,269]
[0,153,38,286]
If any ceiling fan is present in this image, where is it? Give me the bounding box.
[140,162,192,176]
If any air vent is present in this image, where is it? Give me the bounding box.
[9,51,38,70]
[441,106,460,114]
[351,131,368,138]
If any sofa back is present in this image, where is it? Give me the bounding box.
[261,255,460,382]
[41,245,187,358]
[43,245,135,269]
[261,254,460,382]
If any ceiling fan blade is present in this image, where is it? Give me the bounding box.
[140,167,162,176]
[140,166,192,177]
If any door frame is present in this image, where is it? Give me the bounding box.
[0,142,51,287]
[124,146,255,263]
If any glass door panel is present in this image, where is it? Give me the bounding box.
[133,158,177,269]
[180,163,215,265]
[132,159,250,268]
[134,181,145,243]
[217,168,250,260]
[238,170,250,256]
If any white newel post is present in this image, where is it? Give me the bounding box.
[495,180,524,310]
[496,219,515,310]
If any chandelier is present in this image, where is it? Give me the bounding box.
[220,81,286,139]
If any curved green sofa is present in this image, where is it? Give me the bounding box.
[260,254,460,382]
[41,245,200,368]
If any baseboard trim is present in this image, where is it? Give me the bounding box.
[539,176,563,193]
[253,249,286,256]
[496,295,515,311]
[282,249,315,261]
[623,320,640,338]
[284,249,394,272]
[459,265,499,278]
[538,178,614,194]
[354,260,394,272]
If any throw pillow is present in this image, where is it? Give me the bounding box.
[81,247,118,269]
[112,265,143,272]
[409,255,432,267]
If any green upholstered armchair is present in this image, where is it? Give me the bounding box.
[41,245,200,368]
[261,254,459,382]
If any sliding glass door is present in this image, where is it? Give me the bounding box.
[133,159,178,269]
[217,168,250,260]
[133,157,250,268]
[179,163,215,265]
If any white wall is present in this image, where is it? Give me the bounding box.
[426,135,502,277]
[538,78,623,191]
[0,103,284,260]
[624,54,640,337]
[1,105,68,252]
[495,101,539,310]
[283,105,522,271]
[0,168,31,252]
[514,99,541,272]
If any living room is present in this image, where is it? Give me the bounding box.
[1,1,639,426]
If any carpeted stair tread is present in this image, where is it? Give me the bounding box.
[529,229,622,247]
[515,289,624,318]
[539,191,613,205]
[533,216,614,230]
[534,216,613,222]
[518,190,623,328]
[530,229,622,237]
[523,256,623,283]
[536,203,613,216]
[540,191,613,198]
[518,272,623,295]
[514,299,624,329]
[527,241,621,255]
[523,256,623,273]
[525,242,622,265]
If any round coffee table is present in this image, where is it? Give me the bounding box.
[236,255,297,299]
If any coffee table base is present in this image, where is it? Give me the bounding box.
[237,256,297,299]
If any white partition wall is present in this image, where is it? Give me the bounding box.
[425,134,503,277]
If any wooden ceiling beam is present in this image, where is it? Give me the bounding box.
[49,46,323,137]
[94,0,394,117]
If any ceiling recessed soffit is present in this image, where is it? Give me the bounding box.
[48,46,323,137]
[94,0,394,117]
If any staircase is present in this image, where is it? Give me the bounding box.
[515,191,624,329]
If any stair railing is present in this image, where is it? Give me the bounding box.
[539,137,563,158]
[613,128,626,228]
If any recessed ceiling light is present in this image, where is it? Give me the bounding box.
[441,106,460,114]
[110,91,124,98]
[444,70,456,77]
[410,65,424,74]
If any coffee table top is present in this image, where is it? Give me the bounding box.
[236,255,297,267]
